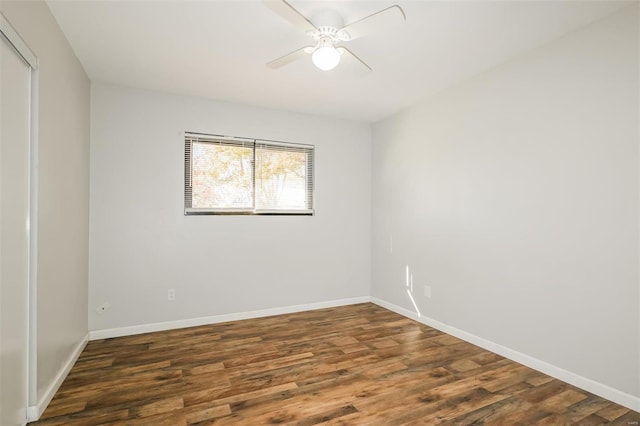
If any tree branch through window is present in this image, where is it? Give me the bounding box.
[185,133,314,215]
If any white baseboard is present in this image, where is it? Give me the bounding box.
[75,297,640,414]
[371,297,640,412]
[89,296,372,341]
[27,333,89,422]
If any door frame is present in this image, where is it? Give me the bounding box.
[0,12,39,423]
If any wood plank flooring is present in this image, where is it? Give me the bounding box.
[29,303,639,425]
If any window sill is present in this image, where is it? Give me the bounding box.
[184,208,314,216]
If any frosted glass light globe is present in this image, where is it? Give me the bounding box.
[312,46,340,71]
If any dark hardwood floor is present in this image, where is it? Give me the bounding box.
[29,303,639,425]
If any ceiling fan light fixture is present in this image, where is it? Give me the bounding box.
[264,0,406,72]
[312,45,340,71]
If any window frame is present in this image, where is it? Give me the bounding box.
[184,132,314,216]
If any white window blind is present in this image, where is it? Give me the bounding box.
[185,133,314,215]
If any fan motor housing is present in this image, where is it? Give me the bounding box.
[308,10,350,43]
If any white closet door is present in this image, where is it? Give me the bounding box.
[0,30,31,426]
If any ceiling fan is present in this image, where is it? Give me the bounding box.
[263,0,406,72]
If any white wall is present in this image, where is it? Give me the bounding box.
[372,4,640,399]
[89,84,371,331]
[0,0,90,411]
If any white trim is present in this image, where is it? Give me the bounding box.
[371,297,640,412]
[184,207,254,214]
[28,66,39,408]
[185,132,254,144]
[185,132,313,150]
[27,334,89,422]
[1,18,39,423]
[0,13,37,69]
[89,296,371,340]
[637,0,640,410]
[255,209,314,215]
[184,207,314,215]
[26,406,38,423]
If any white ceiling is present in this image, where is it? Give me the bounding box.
[46,0,632,123]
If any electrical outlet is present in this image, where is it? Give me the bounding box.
[96,301,111,314]
[424,285,431,299]
[168,289,175,301]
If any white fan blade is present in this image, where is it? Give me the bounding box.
[338,47,372,72]
[341,5,406,41]
[267,46,313,68]
[263,0,317,32]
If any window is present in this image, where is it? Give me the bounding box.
[185,133,314,215]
